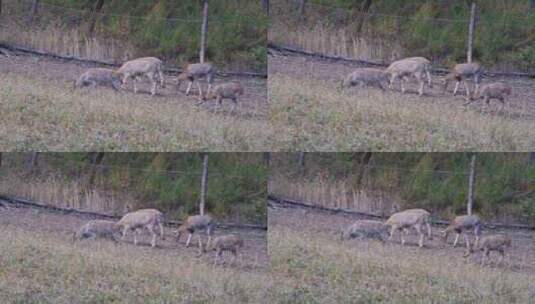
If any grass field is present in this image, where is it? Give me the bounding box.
[268,203,535,303]
[0,205,270,304]
[0,55,269,151]
[269,54,535,151]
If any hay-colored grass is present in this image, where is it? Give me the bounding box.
[269,74,535,151]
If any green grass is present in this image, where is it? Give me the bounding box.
[269,227,535,303]
[0,73,272,151]
[269,75,535,151]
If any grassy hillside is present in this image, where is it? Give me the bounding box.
[269,74,535,151]
[271,0,535,70]
[0,0,267,70]
[269,210,535,303]
[0,153,268,225]
[0,69,270,152]
[0,226,270,304]
[270,153,535,223]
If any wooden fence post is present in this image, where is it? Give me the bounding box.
[200,153,209,215]
[262,0,269,15]
[467,154,476,215]
[200,0,209,63]
[467,2,476,63]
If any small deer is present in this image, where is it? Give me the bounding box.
[442,62,483,98]
[465,82,512,110]
[177,63,216,100]
[464,234,512,266]
[441,214,481,249]
[209,234,244,266]
[199,82,244,112]
[74,68,122,91]
[386,208,432,248]
[116,208,165,248]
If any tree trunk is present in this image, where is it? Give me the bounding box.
[200,153,209,215]
[28,0,40,23]
[355,0,372,33]
[531,0,535,9]
[0,152,2,167]
[88,152,105,187]
[0,0,3,15]
[467,2,476,63]
[262,0,269,15]
[88,0,105,35]
[298,0,306,22]
[355,152,373,187]
[298,152,306,167]
[467,154,476,215]
[200,0,209,63]
[263,152,271,166]
[26,152,39,173]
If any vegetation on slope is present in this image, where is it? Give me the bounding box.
[269,75,535,151]
[270,153,535,223]
[269,226,535,303]
[1,0,267,70]
[0,153,268,225]
[0,72,271,152]
[0,227,271,303]
[271,0,535,70]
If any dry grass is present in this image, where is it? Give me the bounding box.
[0,225,272,303]
[269,74,535,151]
[269,173,397,216]
[269,224,535,303]
[0,169,133,215]
[0,72,271,151]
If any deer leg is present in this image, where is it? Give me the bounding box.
[147,225,156,247]
[482,248,489,266]
[231,98,238,113]
[415,225,424,248]
[463,234,470,249]
[464,81,470,98]
[198,234,204,253]
[186,81,193,96]
[453,81,460,95]
[418,79,424,96]
[453,233,460,247]
[122,227,129,240]
[186,233,192,247]
[389,227,396,242]
[426,69,432,88]
[159,70,165,88]
[206,230,212,249]
[197,82,203,99]
[215,96,222,113]
[159,222,164,240]
[388,75,396,90]
[149,74,157,96]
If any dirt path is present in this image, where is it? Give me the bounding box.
[269,52,535,121]
[269,200,535,276]
[0,53,267,118]
[0,201,268,272]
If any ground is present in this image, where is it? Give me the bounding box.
[0,53,269,151]
[0,200,269,303]
[268,199,535,303]
[269,50,535,151]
